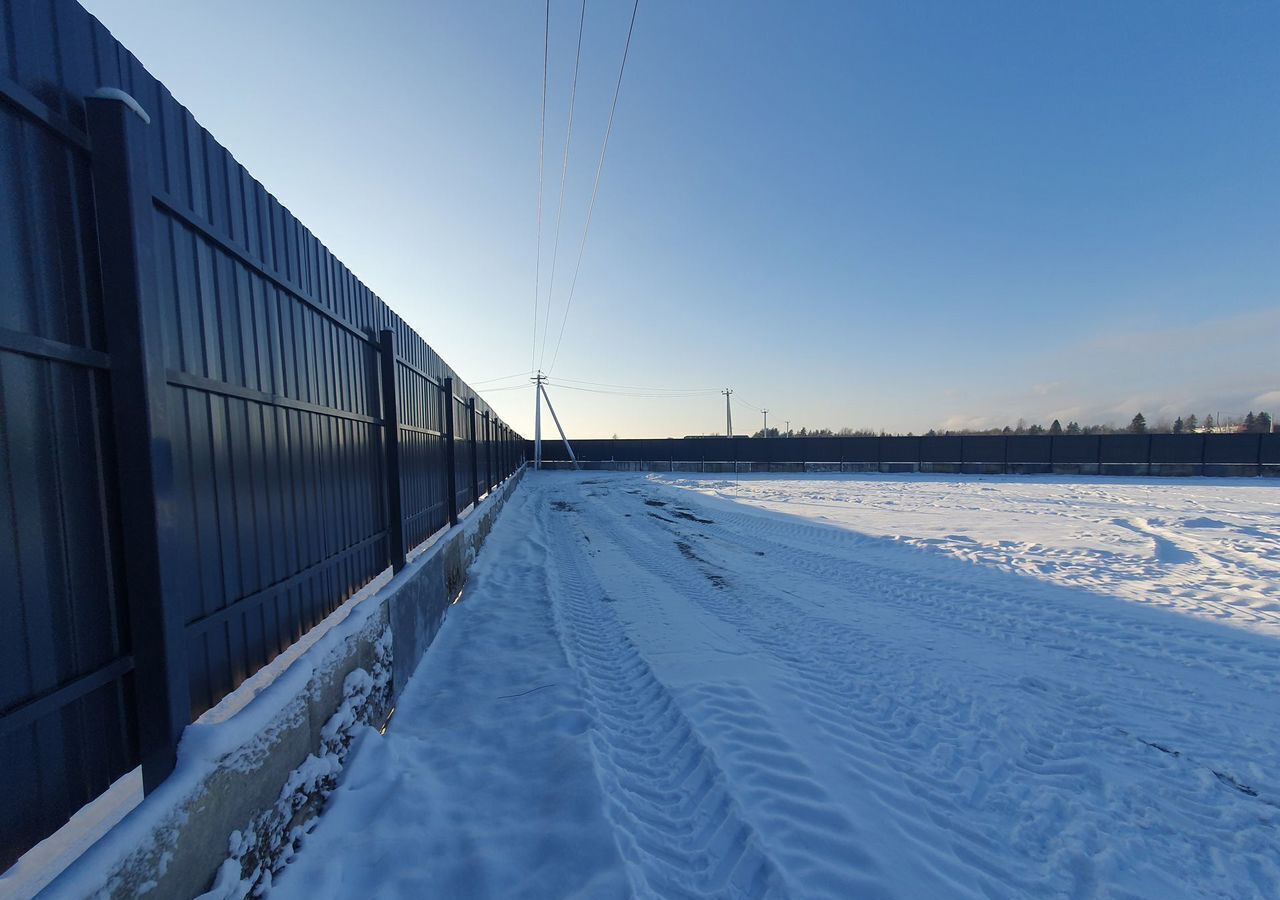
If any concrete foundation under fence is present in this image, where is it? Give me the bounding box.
[39,468,526,900]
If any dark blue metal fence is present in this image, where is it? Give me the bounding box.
[1,0,522,868]
[531,433,1278,475]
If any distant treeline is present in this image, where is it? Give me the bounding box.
[745,410,1275,439]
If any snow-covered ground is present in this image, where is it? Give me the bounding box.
[669,474,1280,635]
[272,472,1280,899]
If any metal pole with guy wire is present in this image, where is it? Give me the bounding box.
[540,381,580,471]
[533,372,545,469]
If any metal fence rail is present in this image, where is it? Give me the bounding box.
[0,0,523,868]
[531,433,1280,476]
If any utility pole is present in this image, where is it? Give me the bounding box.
[722,388,733,438]
[532,372,578,470]
[540,381,580,470]
[762,409,768,437]
[533,371,545,469]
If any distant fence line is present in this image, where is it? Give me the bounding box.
[1,1,523,868]
[530,433,1280,476]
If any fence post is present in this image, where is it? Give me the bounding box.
[443,377,458,526]
[484,411,494,491]
[378,330,406,571]
[468,397,479,505]
[86,93,189,793]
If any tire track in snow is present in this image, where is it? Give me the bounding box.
[593,482,1280,898]
[540,487,790,900]
[676,494,1280,696]
[677,486,1280,896]
[584,493,1050,897]
[700,478,1280,631]
[675,495,1280,762]
[581,492,896,897]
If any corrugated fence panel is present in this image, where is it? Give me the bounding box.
[453,394,474,513]
[1151,434,1204,464]
[527,434,1275,472]
[1,0,523,865]
[881,436,920,462]
[398,363,447,551]
[805,437,843,462]
[842,437,879,462]
[1007,435,1051,463]
[1263,434,1280,465]
[0,0,137,868]
[921,435,962,463]
[1205,433,1262,465]
[1100,434,1148,463]
[573,439,614,460]
[964,435,1005,464]
[1051,435,1099,464]
[156,201,392,717]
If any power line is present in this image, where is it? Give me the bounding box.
[546,380,717,396]
[470,369,534,385]
[545,0,640,374]
[547,383,717,399]
[530,0,550,373]
[537,0,587,364]
[550,375,719,392]
[548,382,717,396]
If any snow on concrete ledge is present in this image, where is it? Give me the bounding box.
[33,468,527,900]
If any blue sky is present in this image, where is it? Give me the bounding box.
[82,0,1279,437]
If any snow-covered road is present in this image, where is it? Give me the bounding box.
[273,472,1280,899]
